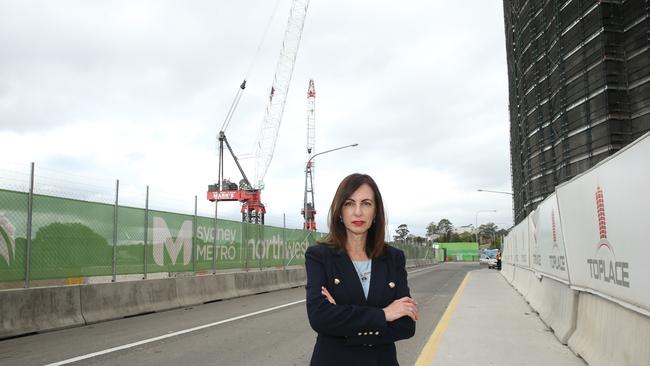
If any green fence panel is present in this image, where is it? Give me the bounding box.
[0,189,29,282]
[30,194,114,279]
[115,206,145,275]
[438,242,479,261]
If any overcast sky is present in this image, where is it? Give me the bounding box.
[0,0,514,237]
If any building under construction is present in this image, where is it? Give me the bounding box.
[503,0,650,223]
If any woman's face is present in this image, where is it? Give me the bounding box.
[341,183,376,236]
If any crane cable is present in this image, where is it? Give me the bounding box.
[219,0,284,133]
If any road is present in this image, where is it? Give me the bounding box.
[0,262,477,366]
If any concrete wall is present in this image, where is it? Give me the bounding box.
[0,268,307,339]
[406,258,437,268]
[533,277,578,344]
[511,266,533,298]
[501,269,649,364]
[81,278,182,324]
[568,292,650,366]
[0,286,85,339]
[1,264,435,339]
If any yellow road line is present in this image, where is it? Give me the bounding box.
[414,271,472,366]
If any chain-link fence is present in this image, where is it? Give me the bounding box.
[0,162,437,288]
[0,162,327,288]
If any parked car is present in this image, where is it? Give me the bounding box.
[479,255,490,265]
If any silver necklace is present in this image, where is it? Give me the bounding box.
[352,260,371,282]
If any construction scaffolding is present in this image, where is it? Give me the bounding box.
[503,0,650,223]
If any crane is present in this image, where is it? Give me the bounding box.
[302,79,316,230]
[207,0,311,224]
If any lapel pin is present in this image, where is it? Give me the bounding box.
[334,278,341,285]
[388,281,395,288]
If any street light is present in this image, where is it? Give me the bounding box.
[478,189,515,227]
[475,209,496,248]
[477,189,513,195]
[303,143,359,230]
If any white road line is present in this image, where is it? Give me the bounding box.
[408,266,440,275]
[44,299,306,366]
[46,266,438,365]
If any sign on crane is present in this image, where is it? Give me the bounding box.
[207,0,311,224]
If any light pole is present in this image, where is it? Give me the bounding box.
[477,189,513,195]
[478,189,514,227]
[475,209,496,248]
[303,143,359,230]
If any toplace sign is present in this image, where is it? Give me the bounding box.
[585,185,630,288]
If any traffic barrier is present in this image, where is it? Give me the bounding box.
[511,266,533,298]
[80,278,181,324]
[501,263,514,284]
[506,263,515,284]
[534,276,577,344]
[284,267,307,288]
[2,262,437,338]
[524,271,543,310]
[234,269,293,297]
[406,259,435,268]
[0,286,84,339]
[568,292,650,366]
[175,274,239,307]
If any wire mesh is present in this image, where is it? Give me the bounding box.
[0,162,433,285]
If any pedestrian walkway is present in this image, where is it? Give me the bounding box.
[416,268,586,366]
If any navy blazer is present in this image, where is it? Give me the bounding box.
[305,243,416,366]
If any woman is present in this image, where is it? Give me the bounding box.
[305,173,418,366]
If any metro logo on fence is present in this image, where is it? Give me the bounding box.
[153,217,192,266]
[0,213,16,266]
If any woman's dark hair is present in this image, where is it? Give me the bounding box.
[322,173,386,258]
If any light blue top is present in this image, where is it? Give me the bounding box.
[352,259,372,299]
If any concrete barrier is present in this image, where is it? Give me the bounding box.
[524,271,543,310]
[234,269,291,297]
[406,259,435,268]
[506,264,515,284]
[511,266,533,297]
[501,263,515,284]
[0,286,84,339]
[2,262,435,338]
[534,276,577,344]
[568,292,650,366]
[80,278,181,324]
[175,274,239,307]
[284,267,307,288]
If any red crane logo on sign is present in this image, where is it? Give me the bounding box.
[595,185,614,255]
[551,209,558,249]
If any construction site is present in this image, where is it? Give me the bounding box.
[205,0,327,231]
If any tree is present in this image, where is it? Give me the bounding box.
[495,228,509,248]
[458,231,474,242]
[393,224,409,242]
[407,234,426,245]
[426,222,437,238]
[436,219,454,242]
[478,222,498,244]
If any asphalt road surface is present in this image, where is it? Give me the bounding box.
[0,262,478,366]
